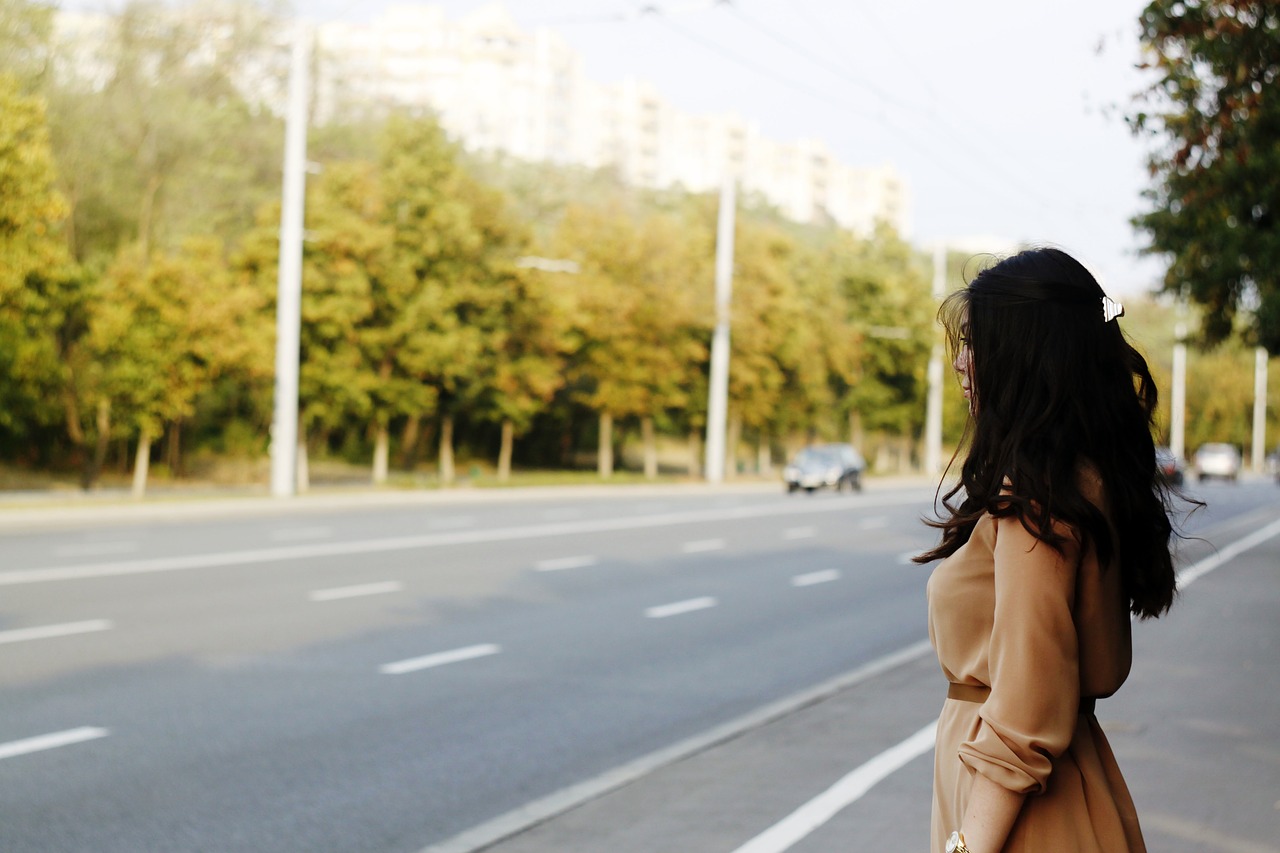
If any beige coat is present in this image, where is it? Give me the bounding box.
[927,477,1146,852]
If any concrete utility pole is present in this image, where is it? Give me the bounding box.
[704,175,736,484]
[1170,321,1187,461]
[270,26,311,498]
[923,243,946,476]
[1252,346,1268,472]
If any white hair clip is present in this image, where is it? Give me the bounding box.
[1102,295,1124,323]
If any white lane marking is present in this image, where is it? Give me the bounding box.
[534,556,598,572]
[416,639,933,853]
[858,516,888,530]
[1179,517,1280,588]
[270,526,333,542]
[791,569,840,587]
[309,581,403,602]
[644,597,717,619]
[0,494,925,587]
[0,727,110,761]
[0,619,113,645]
[427,515,477,531]
[729,721,938,853]
[53,541,138,558]
[783,526,816,540]
[380,643,501,675]
[682,538,726,554]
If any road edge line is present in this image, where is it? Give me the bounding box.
[416,639,934,853]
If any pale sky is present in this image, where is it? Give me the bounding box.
[298,0,1169,297]
[65,0,1171,296]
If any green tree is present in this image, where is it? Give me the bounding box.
[1130,0,1280,351]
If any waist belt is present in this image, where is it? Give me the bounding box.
[947,682,1096,716]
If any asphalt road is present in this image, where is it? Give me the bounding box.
[1,479,1274,853]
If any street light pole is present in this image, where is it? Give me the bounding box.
[270,25,310,498]
[1170,321,1187,462]
[924,243,946,476]
[1252,346,1268,472]
[704,175,736,484]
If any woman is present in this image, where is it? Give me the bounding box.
[916,248,1183,853]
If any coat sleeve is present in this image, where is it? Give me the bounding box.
[956,513,1081,794]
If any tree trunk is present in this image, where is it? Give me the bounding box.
[848,410,864,449]
[756,434,772,474]
[166,419,182,478]
[131,428,152,499]
[296,437,310,493]
[372,423,390,485]
[725,413,741,480]
[88,397,111,490]
[439,415,455,486]
[597,412,613,478]
[497,419,515,482]
[398,415,421,470]
[641,416,658,479]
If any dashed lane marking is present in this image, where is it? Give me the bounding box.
[791,569,840,587]
[0,619,113,645]
[534,556,598,572]
[783,526,816,540]
[644,597,718,619]
[682,538,726,554]
[379,644,501,675]
[309,581,403,602]
[0,727,110,761]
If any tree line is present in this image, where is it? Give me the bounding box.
[1,0,955,492]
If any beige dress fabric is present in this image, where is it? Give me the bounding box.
[927,478,1147,852]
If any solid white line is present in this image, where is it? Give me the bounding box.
[1179,516,1280,588]
[729,720,938,853]
[0,727,110,760]
[644,597,717,619]
[783,526,816,540]
[534,556,598,572]
[0,619,113,645]
[308,581,403,602]
[0,495,924,587]
[417,639,934,853]
[682,538,726,554]
[791,569,840,587]
[53,541,137,558]
[380,643,501,675]
[858,516,889,530]
[270,526,333,542]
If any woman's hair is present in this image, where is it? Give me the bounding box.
[915,246,1182,619]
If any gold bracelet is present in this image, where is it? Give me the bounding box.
[945,830,971,853]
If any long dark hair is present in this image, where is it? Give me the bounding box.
[915,247,1181,619]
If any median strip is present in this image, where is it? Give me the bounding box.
[379,643,501,675]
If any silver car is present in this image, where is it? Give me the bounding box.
[1193,443,1241,482]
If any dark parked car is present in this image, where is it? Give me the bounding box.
[1155,446,1185,486]
[783,443,865,493]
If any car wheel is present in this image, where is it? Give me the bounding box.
[787,483,798,494]
[852,474,863,492]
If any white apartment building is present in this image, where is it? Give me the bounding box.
[316,4,909,237]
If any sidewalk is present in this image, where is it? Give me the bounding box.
[449,509,1280,853]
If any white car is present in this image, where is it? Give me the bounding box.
[1193,443,1241,482]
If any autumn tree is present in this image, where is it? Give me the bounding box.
[1130,0,1280,351]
